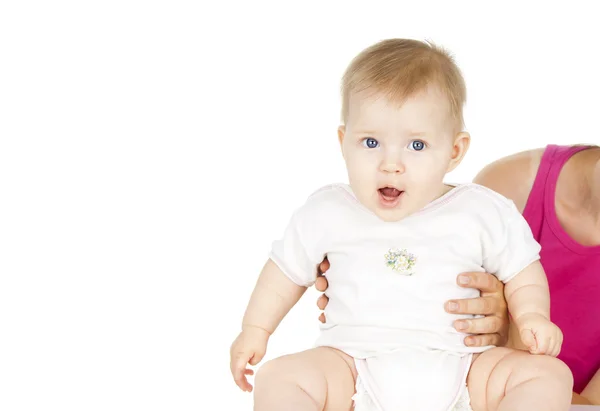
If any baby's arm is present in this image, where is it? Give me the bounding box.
[504,260,562,356]
[230,259,306,391]
[504,260,550,322]
[231,188,328,391]
[242,258,306,334]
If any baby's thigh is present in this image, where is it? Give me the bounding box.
[466,348,514,410]
[255,347,357,411]
[467,347,572,411]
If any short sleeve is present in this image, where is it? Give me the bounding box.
[269,204,326,287]
[481,200,541,283]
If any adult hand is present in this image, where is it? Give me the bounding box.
[444,271,510,347]
[315,257,329,323]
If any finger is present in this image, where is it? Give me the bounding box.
[547,341,556,357]
[553,341,561,357]
[549,331,561,357]
[245,369,254,376]
[445,296,499,315]
[318,313,326,323]
[315,276,328,292]
[457,271,503,293]
[230,351,252,391]
[464,333,502,347]
[317,294,329,310]
[454,316,503,334]
[235,375,250,392]
[520,329,537,353]
[556,332,563,356]
[558,330,564,347]
[549,340,560,357]
[318,257,330,275]
[538,335,551,355]
[249,350,265,366]
[231,355,252,392]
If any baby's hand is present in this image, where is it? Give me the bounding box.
[229,326,270,392]
[515,313,563,356]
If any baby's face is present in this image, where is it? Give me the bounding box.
[339,88,461,222]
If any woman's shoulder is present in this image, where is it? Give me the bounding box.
[473,148,545,213]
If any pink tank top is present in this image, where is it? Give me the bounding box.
[523,144,600,393]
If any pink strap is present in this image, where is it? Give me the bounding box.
[523,145,592,239]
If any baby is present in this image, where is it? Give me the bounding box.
[230,39,573,411]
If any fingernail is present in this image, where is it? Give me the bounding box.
[448,302,458,311]
[465,337,474,346]
[456,321,468,330]
[458,276,470,285]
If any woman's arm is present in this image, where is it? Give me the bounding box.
[580,368,600,405]
[572,393,594,405]
[472,148,544,213]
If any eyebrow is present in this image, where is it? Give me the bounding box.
[352,129,378,136]
[353,130,430,138]
[408,131,428,138]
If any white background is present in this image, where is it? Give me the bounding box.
[1,1,598,410]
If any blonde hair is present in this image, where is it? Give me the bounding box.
[341,39,466,129]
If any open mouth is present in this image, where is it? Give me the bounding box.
[378,187,404,208]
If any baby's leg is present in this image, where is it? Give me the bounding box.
[467,347,573,411]
[253,346,357,411]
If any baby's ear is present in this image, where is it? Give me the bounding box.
[337,126,346,145]
[447,132,470,172]
[337,126,346,156]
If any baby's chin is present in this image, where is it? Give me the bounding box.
[351,190,410,222]
[371,195,428,222]
[372,208,410,222]
[362,198,410,222]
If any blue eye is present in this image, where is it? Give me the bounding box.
[362,138,379,149]
[409,140,426,151]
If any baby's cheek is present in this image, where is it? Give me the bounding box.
[412,157,448,180]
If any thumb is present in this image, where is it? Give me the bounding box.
[249,347,266,366]
[520,328,537,352]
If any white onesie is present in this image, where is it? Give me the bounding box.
[269,183,541,411]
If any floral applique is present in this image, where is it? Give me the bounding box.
[384,248,417,275]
